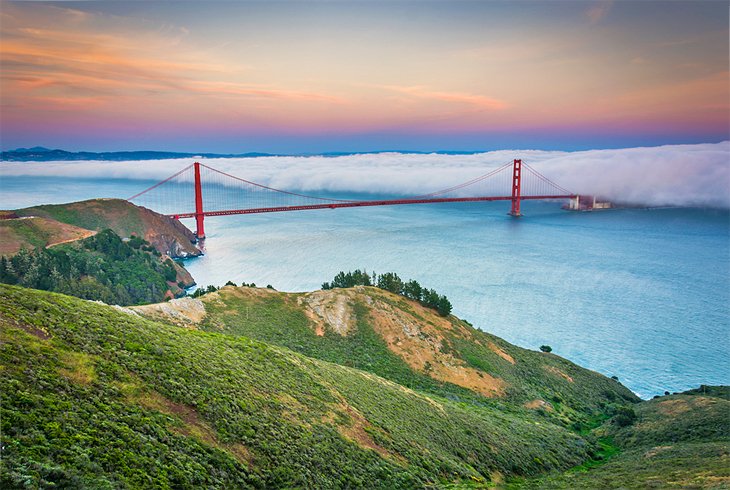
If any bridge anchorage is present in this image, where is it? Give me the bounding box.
[127,158,576,240]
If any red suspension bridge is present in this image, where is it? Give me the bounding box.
[127,159,576,239]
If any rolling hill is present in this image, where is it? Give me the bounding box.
[14,199,201,259]
[134,285,638,426]
[1,284,607,488]
[0,213,96,256]
[2,283,727,488]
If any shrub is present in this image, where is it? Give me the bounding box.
[540,345,552,353]
[613,406,637,427]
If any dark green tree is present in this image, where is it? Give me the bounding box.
[402,280,423,301]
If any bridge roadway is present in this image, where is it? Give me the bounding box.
[169,194,575,219]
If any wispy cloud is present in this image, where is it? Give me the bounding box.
[373,85,509,111]
[585,0,613,25]
[0,4,345,115]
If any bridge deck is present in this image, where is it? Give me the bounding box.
[169,195,575,218]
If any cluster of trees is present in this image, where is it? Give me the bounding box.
[189,281,275,298]
[190,284,220,297]
[0,229,177,305]
[322,269,452,317]
[127,234,161,256]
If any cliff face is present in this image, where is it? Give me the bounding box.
[15,199,201,258]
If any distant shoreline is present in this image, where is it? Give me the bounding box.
[0,147,489,162]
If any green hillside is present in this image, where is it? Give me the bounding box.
[513,388,730,488]
[2,284,618,488]
[142,285,637,428]
[2,284,726,488]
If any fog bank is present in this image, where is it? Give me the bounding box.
[2,142,728,208]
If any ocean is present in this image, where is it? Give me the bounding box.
[1,159,728,399]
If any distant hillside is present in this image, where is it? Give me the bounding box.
[0,214,96,255]
[134,285,639,426]
[15,199,201,259]
[0,147,486,162]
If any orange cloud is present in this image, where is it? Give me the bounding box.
[373,85,509,111]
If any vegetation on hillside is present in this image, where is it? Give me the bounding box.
[1,283,726,488]
[0,230,182,305]
[322,269,452,316]
[192,285,637,428]
[1,284,601,488]
[512,388,730,488]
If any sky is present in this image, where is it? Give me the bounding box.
[0,0,728,153]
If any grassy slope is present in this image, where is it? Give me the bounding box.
[1,284,601,489]
[0,217,95,255]
[15,199,200,258]
[186,286,637,427]
[511,388,730,489]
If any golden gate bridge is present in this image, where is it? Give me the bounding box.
[127,159,576,239]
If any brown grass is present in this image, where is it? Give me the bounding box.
[488,341,515,364]
[59,351,96,385]
[544,365,574,383]
[524,399,554,411]
[360,289,506,398]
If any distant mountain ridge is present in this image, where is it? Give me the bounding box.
[1,147,485,162]
[0,147,275,162]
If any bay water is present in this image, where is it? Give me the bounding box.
[2,174,728,399]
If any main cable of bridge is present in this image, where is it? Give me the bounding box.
[127,158,576,239]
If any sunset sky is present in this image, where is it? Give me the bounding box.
[1,0,728,153]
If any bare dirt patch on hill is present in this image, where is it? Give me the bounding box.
[132,297,206,328]
[297,290,357,336]
[359,289,506,397]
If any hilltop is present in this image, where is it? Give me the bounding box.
[1,200,201,303]
[0,212,96,256]
[12,199,201,258]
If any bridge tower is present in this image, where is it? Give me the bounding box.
[193,161,205,239]
[509,159,522,217]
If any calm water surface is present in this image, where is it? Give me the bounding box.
[2,175,728,398]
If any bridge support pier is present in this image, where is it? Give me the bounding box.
[509,159,522,217]
[194,161,205,240]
